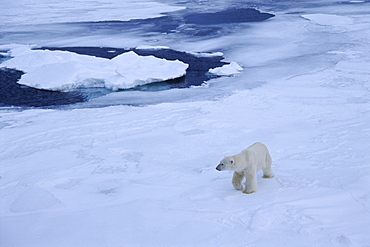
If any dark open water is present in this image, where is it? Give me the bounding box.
[0,8,274,108]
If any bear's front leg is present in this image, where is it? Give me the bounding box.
[243,173,257,194]
[232,171,244,191]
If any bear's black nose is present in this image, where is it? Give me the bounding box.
[215,164,224,171]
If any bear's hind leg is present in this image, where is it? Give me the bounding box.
[262,167,274,179]
[263,152,274,178]
[232,172,244,190]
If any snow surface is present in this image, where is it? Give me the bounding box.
[1,0,370,247]
[0,0,185,25]
[301,14,354,26]
[1,46,189,91]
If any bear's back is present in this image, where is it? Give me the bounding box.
[242,142,269,168]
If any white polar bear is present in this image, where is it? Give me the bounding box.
[215,142,274,194]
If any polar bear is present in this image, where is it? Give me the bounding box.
[215,142,274,194]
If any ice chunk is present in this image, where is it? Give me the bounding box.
[136,45,170,50]
[110,51,188,89]
[208,62,243,76]
[186,51,224,58]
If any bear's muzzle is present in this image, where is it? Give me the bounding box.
[215,164,225,171]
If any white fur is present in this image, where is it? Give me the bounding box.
[216,142,274,194]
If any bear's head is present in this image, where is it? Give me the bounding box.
[215,156,235,171]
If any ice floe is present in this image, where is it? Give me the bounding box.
[1,45,189,91]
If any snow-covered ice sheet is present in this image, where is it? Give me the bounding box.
[1,75,369,246]
[1,46,189,90]
[1,0,370,246]
[0,0,185,25]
